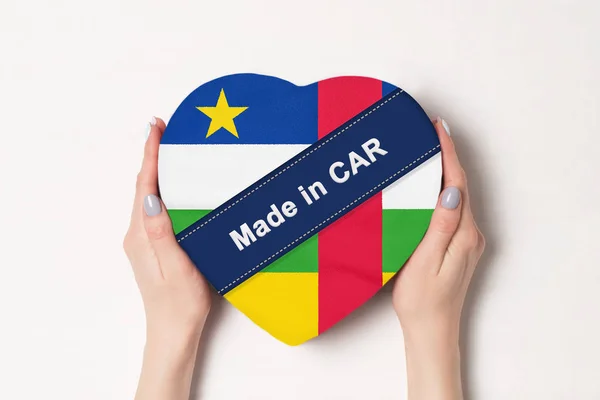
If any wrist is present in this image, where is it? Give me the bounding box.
[135,327,202,400]
[145,311,207,349]
[141,333,200,385]
[400,310,460,349]
[146,327,202,357]
[144,319,205,365]
[404,333,460,370]
[402,320,463,400]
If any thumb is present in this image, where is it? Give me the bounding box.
[143,194,185,269]
[415,186,462,263]
[411,117,466,268]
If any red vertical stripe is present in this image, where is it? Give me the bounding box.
[317,77,383,334]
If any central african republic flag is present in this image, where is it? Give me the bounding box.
[159,74,441,345]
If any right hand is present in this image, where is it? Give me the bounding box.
[392,118,485,400]
[392,117,485,340]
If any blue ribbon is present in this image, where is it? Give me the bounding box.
[176,89,440,295]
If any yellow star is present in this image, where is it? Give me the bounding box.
[196,89,248,138]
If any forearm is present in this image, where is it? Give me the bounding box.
[404,324,463,400]
[135,333,201,400]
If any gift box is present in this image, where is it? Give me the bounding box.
[158,74,441,345]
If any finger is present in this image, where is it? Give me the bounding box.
[142,194,187,274]
[435,117,465,193]
[434,117,474,217]
[414,118,466,262]
[430,120,481,274]
[140,117,165,184]
[435,119,479,257]
[130,118,165,226]
[417,186,463,263]
[153,116,167,132]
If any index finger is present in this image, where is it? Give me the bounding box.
[130,117,166,228]
[435,118,474,216]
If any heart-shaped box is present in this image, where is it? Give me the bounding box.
[158,74,441,345]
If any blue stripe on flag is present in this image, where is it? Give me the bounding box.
[162,74,318,145]
[382,81,397,97]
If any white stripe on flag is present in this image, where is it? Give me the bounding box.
[381,153,441,209]
[159,145,441,210]
[159,145,309,209]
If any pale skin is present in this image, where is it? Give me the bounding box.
[123,116,485,400]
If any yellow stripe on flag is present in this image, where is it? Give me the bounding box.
[224,272,318,346]
[382,272,396,286]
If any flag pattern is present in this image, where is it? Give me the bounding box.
[159,74,441,345]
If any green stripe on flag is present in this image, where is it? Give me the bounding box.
[168,209,432,275]
[168,209,318,273]
[382,209,433,273]
[262,236,318,272]
[169,210,211,235]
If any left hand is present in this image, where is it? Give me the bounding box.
[123,117,211,347]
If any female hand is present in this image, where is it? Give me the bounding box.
[123,118,211,400]
[393,118,485,400]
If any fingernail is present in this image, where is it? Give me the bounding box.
[144,194,162,216]
[441,186,460,209]
[144,117,157,141]
[144,122,151,141]
[438,117,451,136]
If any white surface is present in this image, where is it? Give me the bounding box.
[159,145,441,209]
[0,0,599,399]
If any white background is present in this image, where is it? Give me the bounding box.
[1,0,599,399]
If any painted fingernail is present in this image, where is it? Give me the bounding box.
[441,186,460,209]
[144,122,151,141]
[144,117,157,141]
[144,194,162,216]
[439,117,451,136]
